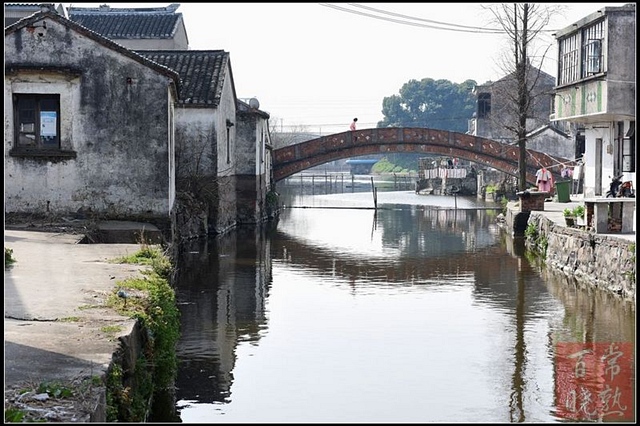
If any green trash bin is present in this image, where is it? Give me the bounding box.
[555,179,571,203]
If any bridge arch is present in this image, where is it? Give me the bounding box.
[272,127,573,185]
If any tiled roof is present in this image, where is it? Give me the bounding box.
[5,10,181,89]
[4,3,64,26]
[4,3,52,9]
[138,50,229,106]
[68,13,182,39]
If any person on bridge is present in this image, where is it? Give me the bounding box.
[350,117,358,141]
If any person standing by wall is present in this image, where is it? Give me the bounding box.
[536,167,552,192]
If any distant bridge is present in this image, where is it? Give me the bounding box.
[272,127,573,185]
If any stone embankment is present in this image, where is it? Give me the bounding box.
[504,198,636,301]
[527,212,636,300]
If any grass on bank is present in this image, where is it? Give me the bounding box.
[5,242,179,423]
[105,243,180,422]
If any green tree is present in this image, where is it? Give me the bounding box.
[377,78,477,133]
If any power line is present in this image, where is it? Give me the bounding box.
[348,3,504,33]
[319,3,504,34]
[321,3,562,34]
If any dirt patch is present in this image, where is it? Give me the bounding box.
[4,377,105,423]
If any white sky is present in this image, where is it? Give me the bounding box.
[62,3,626,134]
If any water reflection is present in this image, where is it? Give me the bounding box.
[174,227,272,405]
[171,184,635,423]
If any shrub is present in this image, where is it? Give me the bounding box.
[572,205,585,218]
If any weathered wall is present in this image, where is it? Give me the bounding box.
[604,7,636,118]
[174,107,216,180]
[526,129,574,161]
[526,212,636,301]
[211,63,237,234]
[235,109,271,224]
[473,69,556,142]
[5,17,175,221]
[172,56,237,236]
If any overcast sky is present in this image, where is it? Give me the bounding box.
[63,3,627,134]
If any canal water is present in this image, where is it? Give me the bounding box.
[171,175,636,423]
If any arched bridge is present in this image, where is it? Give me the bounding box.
[272,127,573,185]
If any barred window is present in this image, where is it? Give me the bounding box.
[558,19,606,85]
[558,33,580,85]
[582,21,605,76]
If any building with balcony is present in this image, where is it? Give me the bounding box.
[551,3,636,198]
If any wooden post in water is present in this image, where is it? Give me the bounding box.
[371,176,377,210]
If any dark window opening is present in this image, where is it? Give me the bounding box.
[14,94,60,149]
[478,93,491,119]
[226,127,230,164]
[622,122,635,173]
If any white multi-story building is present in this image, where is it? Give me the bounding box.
[551,3,636,198]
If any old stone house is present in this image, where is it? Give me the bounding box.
[551,3,636,200]
[236,97,274,224]
[68,3,274,236]
[467,64,576,193]
[4,9,180,236]
[468,65,575,162]
[137,49,240,235]
[5,3,275,239]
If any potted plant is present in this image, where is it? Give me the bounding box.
[573,205,585,226]
[563,207,575,227]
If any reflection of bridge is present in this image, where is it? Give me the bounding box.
[273,127,573,184]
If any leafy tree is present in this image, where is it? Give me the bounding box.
[377,78,477,133]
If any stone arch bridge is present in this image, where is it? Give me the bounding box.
[272,127,573,185]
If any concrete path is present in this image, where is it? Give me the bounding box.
[4,229,144,403]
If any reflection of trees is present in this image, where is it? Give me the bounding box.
[376,206,498,256]
[274,217,552,315]
[174,228,272,403]
[273,231,504,285]
[509,271,526,422]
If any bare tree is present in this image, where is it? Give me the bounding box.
[268,118,312,149]
[484,3,563,191]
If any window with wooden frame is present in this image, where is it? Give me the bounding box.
[14,93,60,149]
